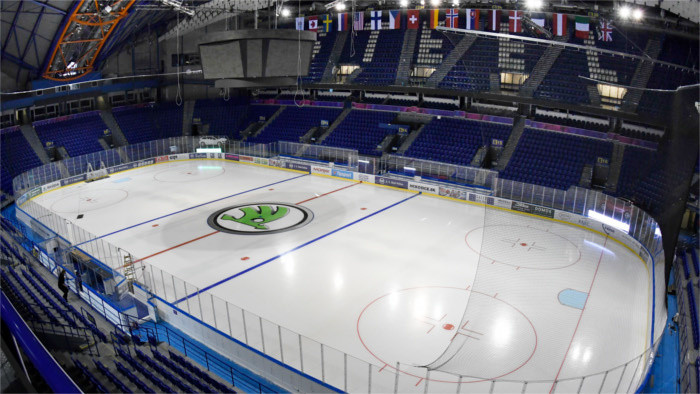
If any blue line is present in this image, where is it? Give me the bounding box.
[74,173,309,247]
[175,192,421,305]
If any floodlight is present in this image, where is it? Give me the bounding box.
[632,8,643,20]
[618,5,632,19]
[525,0,543,10]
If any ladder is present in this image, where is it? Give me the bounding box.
[123,254,135,294]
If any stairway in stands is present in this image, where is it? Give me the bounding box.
[605,141,626,192]
[425,35,477,88]
[495,115,526,171]
[182,100,196,135]
[621,36,664,112]
[315,107,352,145]
[519,32,570,97]
[394,29,418,86]
[321,31,348,83]
[19,124,50,164]
[245,106,286,140]
[98,110,129,147]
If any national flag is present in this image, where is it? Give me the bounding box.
[509,10,522,33]
[321,14,333,32]
[371,10,382,30]
[487,10,501,31]
[598,19,613,42]
[338,13,349,31]
[552,13,567,36]
[530,12,545,29]
[389,10,400,29]
[575,15,589,39]
[308,16,318,32]
[354,12,364,30]
[295,17,304,30]
[446,8,459,28]
[466,9,480,30]
[428,9,439,29]
[407,9,419,29]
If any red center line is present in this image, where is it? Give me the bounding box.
[295,181,360,205]
[121,230,220,269]
[548,236,608,393]
[125,182,361,268]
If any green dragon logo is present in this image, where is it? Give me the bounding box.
[220,205,289,230]
[208,202,313,235]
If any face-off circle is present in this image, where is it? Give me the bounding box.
[465,225,582,270]
[357,286,537,383]
[153,165,225,182]
[208,202,313,235]
[50,189,129,213]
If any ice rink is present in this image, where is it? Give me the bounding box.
[28,159,654,392]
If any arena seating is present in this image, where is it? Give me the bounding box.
[534,48,590,105]
[385,96,419,107]
[404,117,512,166]
[249,106,342,144]
[303,31,338,83]
[533,112,609,133]
[615,145,654,198]
[321,109,397,155]
[636,64,699,120]
[617,126,662,143]
[421,98,460,111]
[619,144,689,214]
[355,30,404,85]
[0,126,42,194]
[413,25,454,68]
[362,94,387,104]
[112,105,159,144]
[150,103,184,139]
[34,112,107,157]
[439,37,497,92]
[192,99,248,138]
[501,128,613,190]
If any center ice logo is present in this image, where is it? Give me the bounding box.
[208,203,313,235]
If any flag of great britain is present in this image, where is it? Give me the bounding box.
[598,19,613,42]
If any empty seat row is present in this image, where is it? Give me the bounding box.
[117,348,174,393]
[114,360,155,393]
[71,358,108,393]
[167,350,236,393]
[134,348,195,393]
[0,271,41,321]
[94,359,132,393]
[151,349,219,393]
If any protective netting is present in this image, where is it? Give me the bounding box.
[421,206,549,381]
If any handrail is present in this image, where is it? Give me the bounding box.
[0,291,82,393]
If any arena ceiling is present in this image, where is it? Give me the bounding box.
[1,0,698,89]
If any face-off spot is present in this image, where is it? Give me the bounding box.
[154,165,225,183]
[51,189,129,213]
[357,286,537,383]
[465,225,582,270]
